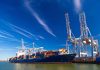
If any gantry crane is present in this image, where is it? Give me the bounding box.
[65,12,99,57]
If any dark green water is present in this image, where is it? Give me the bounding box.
[0,62,100,70]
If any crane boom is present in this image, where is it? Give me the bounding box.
[79,12,89,38]
[65,13,72,40]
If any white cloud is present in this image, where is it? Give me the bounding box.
[74,0,82,13]
[0,31,14,38]
[24,0,56,37]
[0,34,8,39]
[0,34,21,42]
[38,35,45,39]
[1,19,38,40]
[9,23,35,37]
[13,28,31,38]
[10,24,40,40]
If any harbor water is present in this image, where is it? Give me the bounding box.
[0,62,100,70]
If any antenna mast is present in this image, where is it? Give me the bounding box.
[21,38,25,50]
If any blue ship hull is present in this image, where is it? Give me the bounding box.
[9,54,76,63]
[95,57,100,64]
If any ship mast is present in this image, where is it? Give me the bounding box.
[16,39,26,58]
[21,38,25,50]
[32,42,35,53]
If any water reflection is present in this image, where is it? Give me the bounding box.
[1,62,100,70]
[74,64,100,70]
[12,63,100,70]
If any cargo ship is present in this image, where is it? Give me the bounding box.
[9,39,76,63]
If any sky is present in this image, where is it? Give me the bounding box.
[0,0,100,60]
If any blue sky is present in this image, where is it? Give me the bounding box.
[0,0,100,60]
